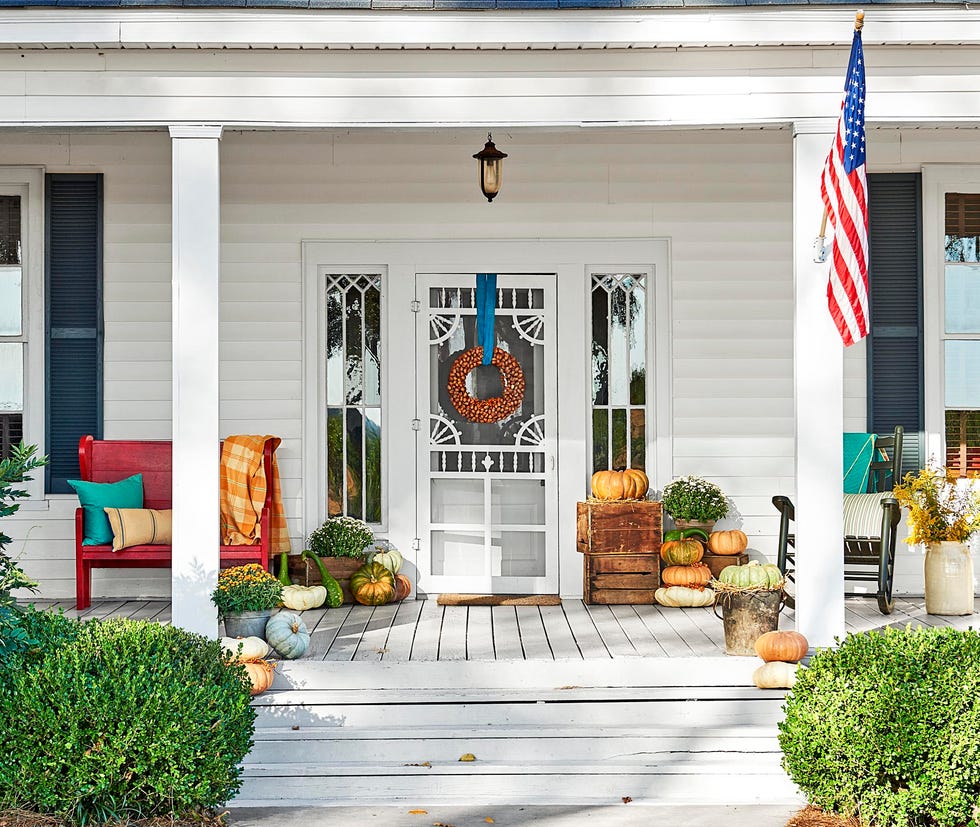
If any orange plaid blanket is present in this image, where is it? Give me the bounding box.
[220,435,291,554]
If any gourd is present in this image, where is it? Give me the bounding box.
[276,551,292,586]
[753,661,799,689]
[661,562,712,588]
[265,611,311,659]
[241,658,276,696]
[755,630,809,663]
[655,586,716,608]
[393,573,412,602]
[220,636,270,661]
[301,550,345,608]
[590,468,649,501]
[707,529,749,556]
[664,528,710,544]
[350,561,396,606]
[659,538,704,566]
[281,584,327,611]
[368,547,404,576]
[718,560,783,590]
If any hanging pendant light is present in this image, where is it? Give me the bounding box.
[473,133,508,202]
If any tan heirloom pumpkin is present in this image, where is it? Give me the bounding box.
[590,469,649,501]
[241,658,276,696]
[661,562,712,589]
[707,529,749,556]
[754,630,809,663]
[655,586,716,608]
[659,538,704,566]
[753,661,799,689]
[280,584,328,611]
[220,636,271,661]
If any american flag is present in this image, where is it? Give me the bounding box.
[820,27,869,347]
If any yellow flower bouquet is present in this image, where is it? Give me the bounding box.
[893,466,980,545]
[210,563,283,615]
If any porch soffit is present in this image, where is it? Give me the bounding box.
[1,7,980,50]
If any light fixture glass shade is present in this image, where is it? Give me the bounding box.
[474,134,507,202]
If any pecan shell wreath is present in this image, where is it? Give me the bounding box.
[447,346,526,424]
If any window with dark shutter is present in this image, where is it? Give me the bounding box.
[867,173,924,478]
[943,192,980,476]
[45,174,103,493]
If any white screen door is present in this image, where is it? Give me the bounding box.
[416,272,558,595]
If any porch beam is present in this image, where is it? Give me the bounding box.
[791,119,846,648]
[170,124,223,638]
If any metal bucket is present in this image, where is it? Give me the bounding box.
[713,590,783,656]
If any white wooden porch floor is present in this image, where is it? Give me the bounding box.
[31,596,980,661]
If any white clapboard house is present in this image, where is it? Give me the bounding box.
[1,1,978,806]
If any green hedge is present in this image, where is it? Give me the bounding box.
[779,626,980,827]
[0,618,256,825]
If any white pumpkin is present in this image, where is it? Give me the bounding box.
[655,586,716,608]
[220,636,271,661]
[281,584,327,611]
[753,661,800,689]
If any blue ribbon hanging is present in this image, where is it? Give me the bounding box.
[475,273,497,365]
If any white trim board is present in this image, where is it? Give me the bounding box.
[301,238,671,598]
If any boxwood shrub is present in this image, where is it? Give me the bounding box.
[779,626,980,827]
[0,618,256,825]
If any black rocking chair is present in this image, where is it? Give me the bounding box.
[772,425,904,615]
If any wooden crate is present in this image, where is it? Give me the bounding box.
[288,554,363,604]
[700,551,749,579]
[577,501,663,604]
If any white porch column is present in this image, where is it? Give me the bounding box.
[792,120,846,647]
[170,125,223,637]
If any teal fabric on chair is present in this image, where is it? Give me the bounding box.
[67,473,144,545]
[843,432,878,494]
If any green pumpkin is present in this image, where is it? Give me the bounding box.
[718,560,783,590]
[368,547,403,575]
[265,611,311,659]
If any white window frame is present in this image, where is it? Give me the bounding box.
[922,166,980,466]
[0,168,44,501]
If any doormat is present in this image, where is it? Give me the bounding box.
[437,594,562,607]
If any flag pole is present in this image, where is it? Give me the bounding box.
[813,9,864,263]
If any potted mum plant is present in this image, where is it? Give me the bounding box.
[300,516,375,602]
[893,466,980,616]
[211,563,283,638]
[661,475,729,533]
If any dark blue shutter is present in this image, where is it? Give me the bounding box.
[867,173,923,476]
[45,174,103,494]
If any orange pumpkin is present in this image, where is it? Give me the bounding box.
[659,538,704,566]
[393,574,412,602]
[661,562,711,588]
[708,529,749,556]
[241,658,275,696]
[755,630,809,664]
[590,468,649,501]
[350,561,396,606]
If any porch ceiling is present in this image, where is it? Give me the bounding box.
[1,7,980,51]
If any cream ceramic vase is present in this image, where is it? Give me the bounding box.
[924,541,975,616]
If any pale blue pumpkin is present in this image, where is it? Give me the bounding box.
[265,611,310,659]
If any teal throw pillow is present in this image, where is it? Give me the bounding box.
[67,474,144,546]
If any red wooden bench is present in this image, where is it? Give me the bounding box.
[75,435,273,610]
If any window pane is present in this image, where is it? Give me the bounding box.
[592,409,608,474]
[945,193,980,263]
[945,340,980,408]
[0,342,23,411]
[945,265,980,333]
[325,274,383,524]
[0,196,21,266]
[0,268,21,336]
[945,409,980,476]
[0,412,23,461]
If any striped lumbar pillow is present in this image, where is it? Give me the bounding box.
[103,507,172,552]
[842,493,891,538]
